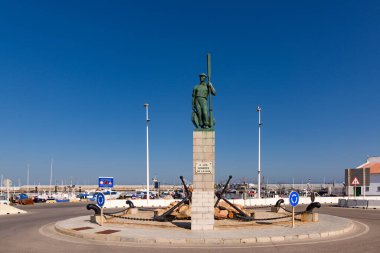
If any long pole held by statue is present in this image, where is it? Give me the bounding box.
[257,106,262,199]
[144,103,150,206]
[207,53,213,128]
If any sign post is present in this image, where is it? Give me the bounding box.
[96,192,106,226]
[289,191,299,228]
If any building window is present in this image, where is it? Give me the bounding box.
[377,187,380,192]
[366,187,369,192]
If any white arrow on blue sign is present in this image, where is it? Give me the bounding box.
[289,191,299,207]
[96,192,106,207]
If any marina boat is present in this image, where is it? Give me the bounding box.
[33,196,47,203]
[55,198,69,203]
[13,193,34,205]
[55,192,70,202]
[46,196,56,203]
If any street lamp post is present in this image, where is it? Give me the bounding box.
[144,103,150,206]
[257,106,262,199]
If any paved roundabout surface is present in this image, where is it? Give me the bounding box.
[0,202,379,253]
[54,213,354,245]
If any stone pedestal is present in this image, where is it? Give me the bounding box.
[93,215,104,225]
[191,131,215,231]
[301,212,319,222]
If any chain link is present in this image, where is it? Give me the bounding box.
[247,204,273,209]
[104,209,294,222]
[103,208,130,216]
[101,201,307,223]
[236,214,293,221]
[105,213,155,221]
[279,206,306,214]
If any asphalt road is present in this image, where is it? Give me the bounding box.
[0,203,379,253]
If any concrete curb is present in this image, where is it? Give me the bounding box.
[54,215,355,246]
[0,204,27,215]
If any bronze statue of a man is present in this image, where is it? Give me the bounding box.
[192,73,216,129]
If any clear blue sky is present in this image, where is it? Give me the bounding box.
[0,1,379,186]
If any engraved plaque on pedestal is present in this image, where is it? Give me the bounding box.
[195,161,213,174]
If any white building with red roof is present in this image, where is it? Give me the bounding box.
[345,156,380,196]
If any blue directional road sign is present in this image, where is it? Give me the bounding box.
[98,177,114,188]
[289,191,299,207]
[96,192,105,207]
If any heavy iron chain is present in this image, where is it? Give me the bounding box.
[246,205,273,209]
[101,204,302,223]
[105,212,292,222]
[236,214,293,221]
[251,215,292,221]
[279,206,307,215]
[103,207,157,221]
[103,208,130,215]
[104,213,155,222]
[104,210,293,222]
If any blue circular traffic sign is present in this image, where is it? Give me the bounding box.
[96,192,105,207]
[289,191,299,207]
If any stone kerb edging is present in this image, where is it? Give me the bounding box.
[54,215,355,246]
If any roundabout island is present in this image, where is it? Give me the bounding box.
[53,203,355,246]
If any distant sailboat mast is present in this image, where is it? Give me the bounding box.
[0,174,3,195]
[49,158,53,196]
[27,164,30,194]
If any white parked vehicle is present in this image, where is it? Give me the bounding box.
[102,190,121,199]
[0,195,9,205]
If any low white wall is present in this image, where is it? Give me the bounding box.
[103,199,182,208]
[230,196,380,206]
[228,197,339,206]
[102,196,380,208]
